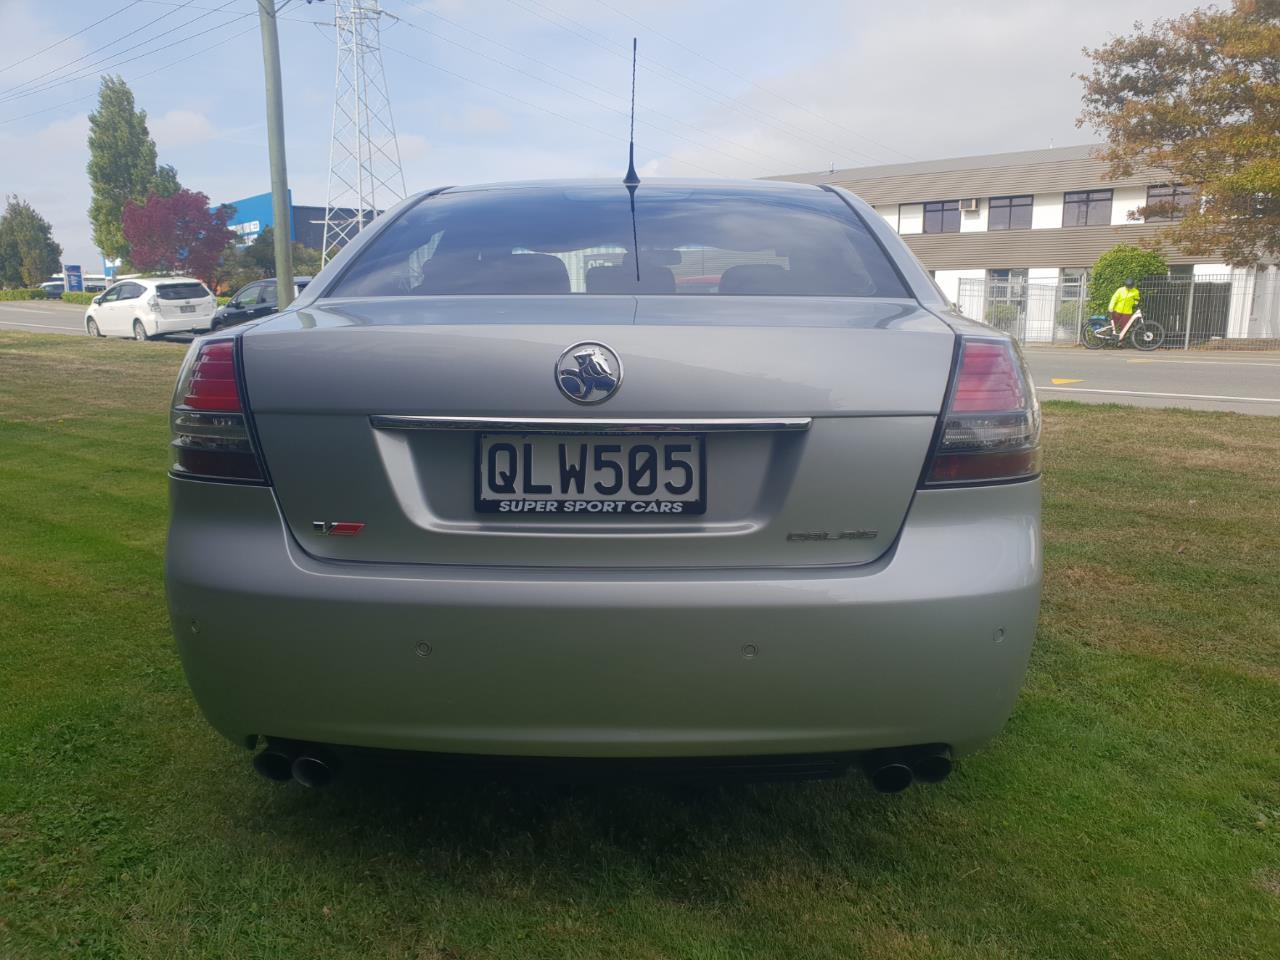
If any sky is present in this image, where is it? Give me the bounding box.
[0,0,1194,269]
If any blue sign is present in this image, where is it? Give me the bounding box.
[64,264,84,292]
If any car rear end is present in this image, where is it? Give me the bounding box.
[165,181,1041,789]
[148,280,217,334]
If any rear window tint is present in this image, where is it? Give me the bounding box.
[156,282,210,300]
[327,185,909,299]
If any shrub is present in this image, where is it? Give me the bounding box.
[985,302,1022,331]
[1088,245,1169,314]
[0,287,47,300]
[61,291,98,305]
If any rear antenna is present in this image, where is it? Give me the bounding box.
[624,37,640,187]
[624,37,640,281]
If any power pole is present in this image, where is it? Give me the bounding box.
[322,0,405,264]
[257,0,295,308]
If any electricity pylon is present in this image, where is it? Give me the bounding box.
[321,0,406,264]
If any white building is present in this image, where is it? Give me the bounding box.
[772,144,1279,341]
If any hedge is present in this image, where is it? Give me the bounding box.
[0,288,48,301]
[61,292,97,305]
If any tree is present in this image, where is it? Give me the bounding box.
[1078,0,1280,265]
[87,76,181,262]
[121,189,235,284]
[213,227,323,293]
[151,164,183,198]
[1087,244,1169,314]
[0,196,62,288]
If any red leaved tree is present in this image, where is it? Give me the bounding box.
[122,189,235,284]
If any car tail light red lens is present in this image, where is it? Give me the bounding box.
[170,338,265,483]
[922,337,1040,487]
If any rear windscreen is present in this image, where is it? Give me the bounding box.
[156,282,210,300]
[326,185,909,299]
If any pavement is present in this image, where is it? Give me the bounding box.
[4,300,1278,416]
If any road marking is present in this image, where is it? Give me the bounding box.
[0,304,71,315]
[0,320,83,332]
[1125,357,1280,368]
[1040,385,1280,404]
[1050,378,1084,385]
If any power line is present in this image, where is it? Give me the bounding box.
[589,0,915,163]
[0,3,249,106]
[0,1,146,76]
[381,43,729,178]
[502,0,892,169]
[0,0,202,101]
[390,0,801,174]
[0,22,259,126]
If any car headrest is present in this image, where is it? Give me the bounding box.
[414,251,570,295]
[586,263,676,294]
[718,264,791,295]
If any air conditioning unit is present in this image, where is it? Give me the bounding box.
[959,198,980,212]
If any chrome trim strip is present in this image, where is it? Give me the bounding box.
[369,415,812,434]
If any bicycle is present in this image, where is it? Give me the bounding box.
[1081,308,1165,351]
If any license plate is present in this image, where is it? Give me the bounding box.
[476,433,705,515]
[180,304,196,313]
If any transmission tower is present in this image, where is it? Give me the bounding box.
[321,0,406,264]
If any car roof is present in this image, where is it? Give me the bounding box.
[114,277,204,287]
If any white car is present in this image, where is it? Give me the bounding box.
[84,277,217,340]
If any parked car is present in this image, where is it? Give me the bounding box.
[212,276,312,330]
[84,277,216,340]
[166,180,1042,792]
[39,281,63,298]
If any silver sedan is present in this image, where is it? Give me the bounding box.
[165,179,1041,792]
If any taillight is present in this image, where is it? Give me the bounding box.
[921,337,1040,487]
[170,338,266,483]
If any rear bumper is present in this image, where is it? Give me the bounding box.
[153,314,214,334]
[166,478,1041,758]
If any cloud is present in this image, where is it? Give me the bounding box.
[0,113,96,267]
[150,109,219,149]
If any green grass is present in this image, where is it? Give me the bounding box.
[1,331,1277,960]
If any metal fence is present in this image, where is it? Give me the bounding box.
[956,274,1280,350]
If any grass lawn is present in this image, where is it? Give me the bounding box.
[1,331,1277,959]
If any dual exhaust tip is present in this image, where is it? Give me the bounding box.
[252,739,337,788]
[251,740,952,793]
[862,744,952,793]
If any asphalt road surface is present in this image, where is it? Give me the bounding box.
[1023,348,1280,416]
[0,298,196,343]
[4,301,1277,416]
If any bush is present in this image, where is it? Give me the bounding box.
[61,291,97,305]
[1088,245,1169,314]
[0,287,47,300]
[985,302,1022,331]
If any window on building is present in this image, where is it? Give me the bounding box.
[988,195,1033,231]
[1145,184,1196,221]
[923,200,960,234]
[1062,189,1113,227]
[1061,268,1088,298]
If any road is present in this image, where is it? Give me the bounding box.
[1023,348,1280,416]
[0,298,197,343]
[0,299,87,335]
[4,301,1277,416]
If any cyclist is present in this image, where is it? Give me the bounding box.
[1107,277,1142,339]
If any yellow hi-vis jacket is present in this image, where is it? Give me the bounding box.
[1108,285,1141,315]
